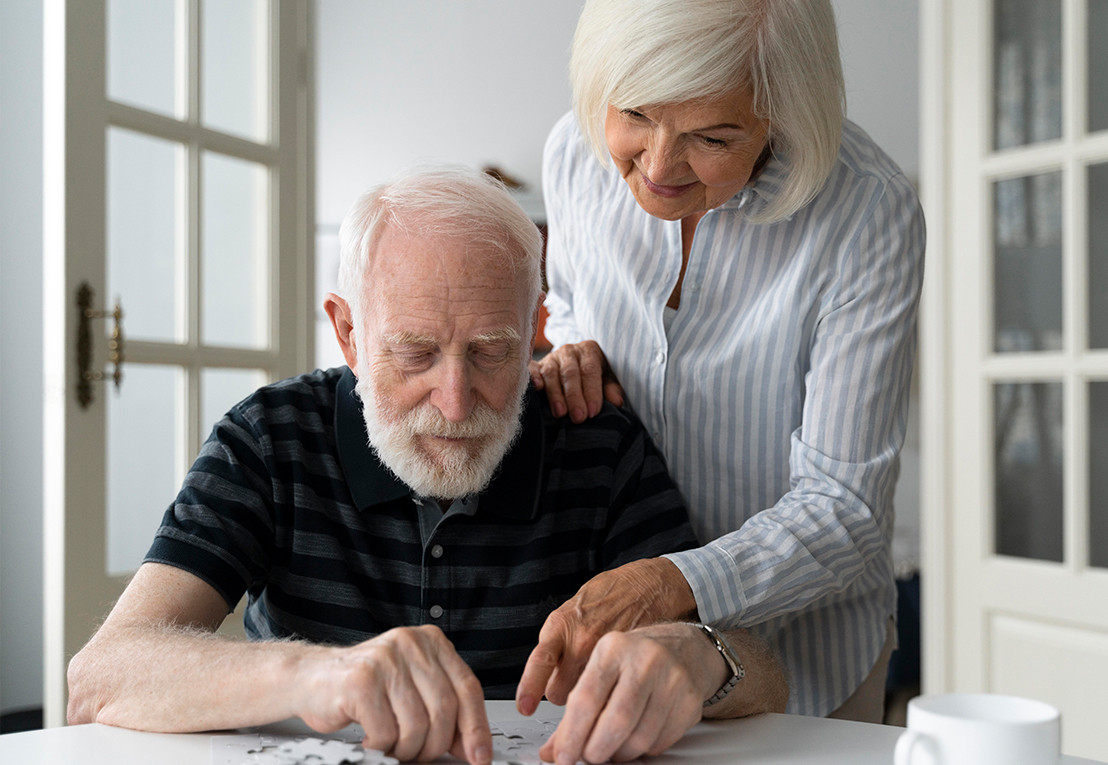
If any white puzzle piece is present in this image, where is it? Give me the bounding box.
[212,734,397,765]
[213,718,557,765]
[489,718,559,765]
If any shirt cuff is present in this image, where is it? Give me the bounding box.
[663,543,746,626]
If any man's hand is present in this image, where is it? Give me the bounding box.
[539,623,789,765]
[296,625,492,764]
[67,564,493,765]
[538,624,717,764]
[529,340,624,422]
[516,558,697,713]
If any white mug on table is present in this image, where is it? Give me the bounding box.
[895,693,1061,765]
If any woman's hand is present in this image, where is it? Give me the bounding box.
[529,341,625,422]
[516,558,697,711]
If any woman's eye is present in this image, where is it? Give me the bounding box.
[621,108,646,119]
[699,135,729,148]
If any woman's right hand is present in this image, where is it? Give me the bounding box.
[529,340,625,422]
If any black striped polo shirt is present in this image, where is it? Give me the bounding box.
[146,366,697,698]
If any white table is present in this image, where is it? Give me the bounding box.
[0,701,1102,764]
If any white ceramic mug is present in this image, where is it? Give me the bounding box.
[894,693,1061,765]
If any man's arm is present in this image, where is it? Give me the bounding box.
[67,562,493,764]
[537,621,787,765]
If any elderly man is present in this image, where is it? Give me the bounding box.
[67,166,786,765]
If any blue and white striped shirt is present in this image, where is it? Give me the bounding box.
[542,111,925,716]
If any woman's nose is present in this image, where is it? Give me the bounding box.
[642,135,686,182]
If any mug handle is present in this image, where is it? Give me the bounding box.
[895,729,940,765]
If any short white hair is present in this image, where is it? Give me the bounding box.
[570,0,844,222]
[337,165,543,328]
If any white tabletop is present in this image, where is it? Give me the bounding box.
[0,701,1102,764]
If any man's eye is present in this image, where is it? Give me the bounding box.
[396,352,434,368]
[473,347,510,366]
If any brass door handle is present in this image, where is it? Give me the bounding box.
[77,281,125,409]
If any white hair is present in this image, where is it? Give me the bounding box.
[570,0,845,222]
[337,165,543,327]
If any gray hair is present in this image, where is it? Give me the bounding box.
[337,165,543,329]
[570,0,844,222]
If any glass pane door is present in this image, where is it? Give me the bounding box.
[104,0,276,574]
[985,0,1108,571]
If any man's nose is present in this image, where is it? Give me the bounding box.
[430,359,476,423]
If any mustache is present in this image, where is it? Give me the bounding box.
[382,399,503,440]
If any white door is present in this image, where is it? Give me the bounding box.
[922,0,1108,759]
[42,0,313,727]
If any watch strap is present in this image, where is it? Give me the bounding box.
[694,623,746,707]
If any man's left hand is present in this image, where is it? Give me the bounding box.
[515,558,697,713]
[538,623,723,764]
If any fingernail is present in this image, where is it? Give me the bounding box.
[557,752,575,765]
[474,744,491,765]
[571,408,585,423]
[553,403,566,417]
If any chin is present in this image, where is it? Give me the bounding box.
[633,196,694,221]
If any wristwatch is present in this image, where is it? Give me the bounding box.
[694,623,746,707]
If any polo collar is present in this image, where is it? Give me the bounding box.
[334,367,545,522]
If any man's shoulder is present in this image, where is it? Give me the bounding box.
[533,393,651,454]
[230,367,346,422]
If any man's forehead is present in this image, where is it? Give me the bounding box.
[372,225,512,272]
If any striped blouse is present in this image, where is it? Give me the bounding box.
[542,111,926,716]
[145,366,697,698]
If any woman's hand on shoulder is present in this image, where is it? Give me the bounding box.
[529,340,624,422]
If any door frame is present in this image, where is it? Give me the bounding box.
[919,0,953,696]
[42,0,314,726]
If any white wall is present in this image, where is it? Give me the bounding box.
[837,0,920,182]
[0,0,45,715]
[315,0,582,227]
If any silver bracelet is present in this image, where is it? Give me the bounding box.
[694,623,746,707]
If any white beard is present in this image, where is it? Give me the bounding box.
[354,365,527,500]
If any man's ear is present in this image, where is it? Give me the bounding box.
[324,293,360,370]
[528,291,546,349]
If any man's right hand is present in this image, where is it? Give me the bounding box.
[529,340,624,422]
[296,625,492,764]
[66,564,493,765]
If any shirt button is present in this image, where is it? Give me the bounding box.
[429,605,444,619]
[687,282,699,292]
[431,544,444,559]
[654,351,665,365]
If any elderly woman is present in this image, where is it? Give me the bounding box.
[519,0,925,743]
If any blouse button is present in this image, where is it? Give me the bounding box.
[429,605,444,619]
[431,544,444,559]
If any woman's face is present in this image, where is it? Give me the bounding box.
[604,86,770,221]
